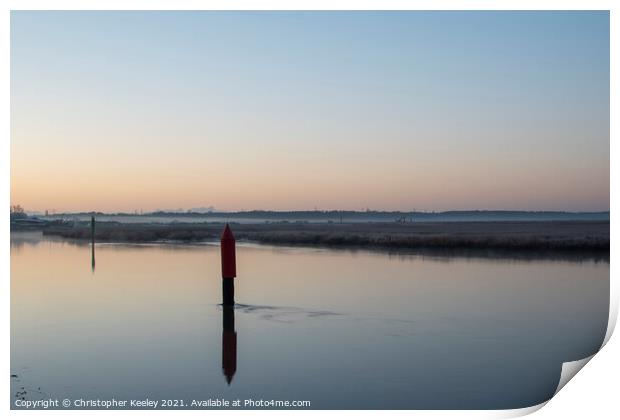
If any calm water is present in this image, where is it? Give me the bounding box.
[11,232,608,409]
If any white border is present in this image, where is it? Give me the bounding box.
[2,1,616,419]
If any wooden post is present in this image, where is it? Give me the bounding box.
[91,215,96,271]
[221,224,236,306]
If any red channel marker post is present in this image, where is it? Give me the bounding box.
[221,223,236,306]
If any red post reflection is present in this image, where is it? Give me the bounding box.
[222,306,237,384]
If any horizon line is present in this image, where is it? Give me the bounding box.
[24,209,611,215]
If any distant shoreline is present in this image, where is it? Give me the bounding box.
[33,220,609,259]
[32,209,610,223]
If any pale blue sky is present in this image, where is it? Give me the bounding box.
[11,11,609,212]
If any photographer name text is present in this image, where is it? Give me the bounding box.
[14,398,311,409]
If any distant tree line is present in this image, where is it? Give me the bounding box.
[10,204,26,218]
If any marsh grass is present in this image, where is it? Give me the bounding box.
[42,220,609,256]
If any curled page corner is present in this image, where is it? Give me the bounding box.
[497,288,614,419]
[554,355,595,396]
[492,355,597,419]
[492,401,548,419]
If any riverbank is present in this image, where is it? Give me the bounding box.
[40,220,609,255]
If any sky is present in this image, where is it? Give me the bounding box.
[10,11,609,213]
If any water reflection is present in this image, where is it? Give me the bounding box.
[10,233,609,409]
[91,241,96,272]
[222,306,237,385]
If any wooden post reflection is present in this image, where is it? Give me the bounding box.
[91,242,95,272]
[222,306,237,385]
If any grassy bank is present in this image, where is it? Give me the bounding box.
[41,220,609,255]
